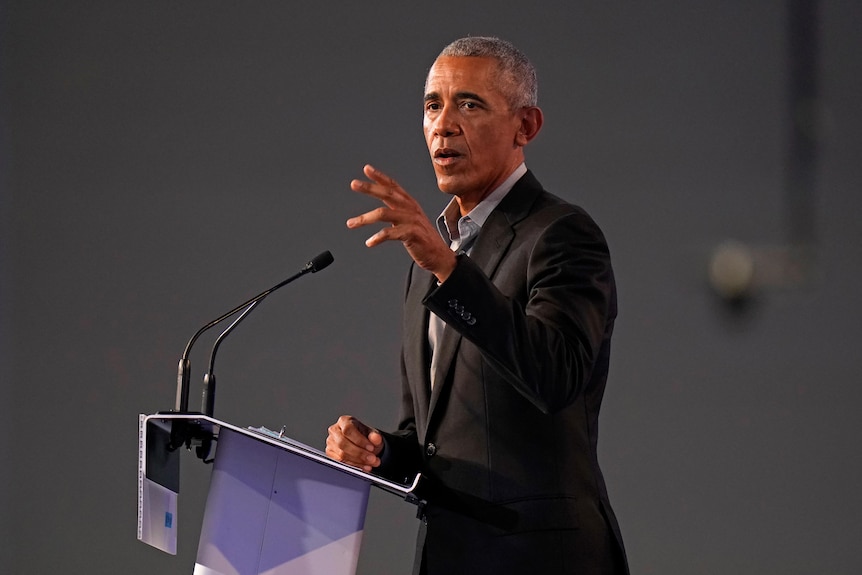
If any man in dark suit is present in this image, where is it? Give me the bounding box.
[327,36,628,574]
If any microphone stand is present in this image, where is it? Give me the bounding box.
[201,299,260,418]
[164,251,334,455]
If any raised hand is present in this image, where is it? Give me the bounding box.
[347,164,457,283]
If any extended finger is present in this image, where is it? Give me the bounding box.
[362,220,425,247]
[346,206,397,229]
[350,179,402,207]
[351,165,406,203]
[362,164,397,187]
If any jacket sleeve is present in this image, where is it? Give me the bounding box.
[423,209,615,414]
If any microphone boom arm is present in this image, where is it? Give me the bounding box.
[173,250,334,414]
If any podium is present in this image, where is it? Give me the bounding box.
[138,413,422,575]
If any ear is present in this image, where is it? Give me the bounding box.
[515,106,544,146]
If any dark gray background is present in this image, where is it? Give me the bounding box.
[2,2,860,574]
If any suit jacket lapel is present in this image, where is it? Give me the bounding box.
[470,169,541,278]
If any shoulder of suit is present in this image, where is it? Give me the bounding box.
[511,171,588,215]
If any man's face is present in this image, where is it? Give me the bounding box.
[423,56,527,207]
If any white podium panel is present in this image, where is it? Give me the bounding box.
[138,416,180,554]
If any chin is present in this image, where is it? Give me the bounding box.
[435,175,465,196]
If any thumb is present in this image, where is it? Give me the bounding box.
[367,429,384,451]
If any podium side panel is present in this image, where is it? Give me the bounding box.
[138,416,180,554]
[140,479,178,555]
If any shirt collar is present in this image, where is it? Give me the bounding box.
[436,163,527,242]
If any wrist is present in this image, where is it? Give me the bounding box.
[433,252,458,283]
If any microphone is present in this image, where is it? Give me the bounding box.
[173,250,334,415]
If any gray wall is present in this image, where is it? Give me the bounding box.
[2,2,861,574]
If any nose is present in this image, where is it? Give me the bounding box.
[431,104,460,138]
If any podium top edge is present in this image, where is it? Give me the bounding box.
[140,412,422,497]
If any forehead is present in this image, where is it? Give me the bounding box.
[424,56,502,96]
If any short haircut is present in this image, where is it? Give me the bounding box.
[436,36,538,109]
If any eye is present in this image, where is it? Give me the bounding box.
[425,101,441,112]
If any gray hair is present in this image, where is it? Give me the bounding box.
[437,36,538,109]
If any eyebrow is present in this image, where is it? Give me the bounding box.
[423,91,488,104]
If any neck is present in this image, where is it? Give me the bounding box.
[454,161,527,216]
[454,193,487,217]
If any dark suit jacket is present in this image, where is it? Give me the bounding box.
[378,171,628,575]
